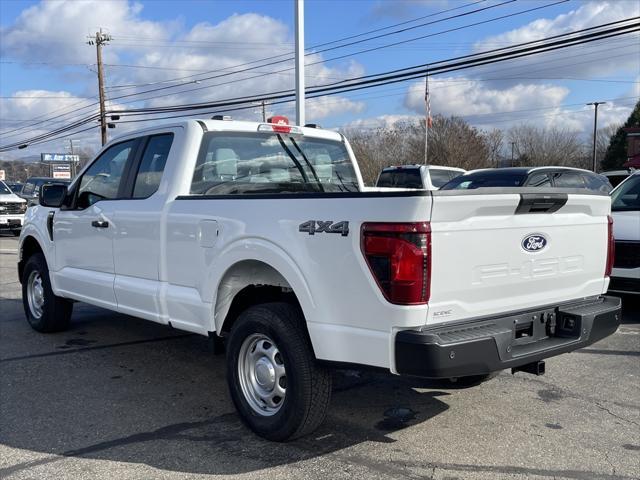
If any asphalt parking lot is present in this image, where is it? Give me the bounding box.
[0,233,638,480]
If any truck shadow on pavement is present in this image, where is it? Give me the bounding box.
[0,306,454,477]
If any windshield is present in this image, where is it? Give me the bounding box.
[376,169,423,188]
[191,132,359,195]
[441,171,527,190]
[0,182,11,195]
[611,175,640,211]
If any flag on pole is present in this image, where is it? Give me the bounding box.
[425,74,432,129]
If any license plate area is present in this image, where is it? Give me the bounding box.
[512,308,582,344]
[510,308,582,356]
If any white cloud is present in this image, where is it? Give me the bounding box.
[401,76,635,132]
[405,77,569,118]
[0,1,366,157]
[0,0,169,64]
[341,114,420,131]
[472,1,640,82]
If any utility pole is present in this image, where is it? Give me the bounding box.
[294,0,305,126]
[261,100,267,122]
[424,72,431,164]
[68,139,76,178]
[587,102,606,172]
[88,30,111,146]
[511,141,516,166]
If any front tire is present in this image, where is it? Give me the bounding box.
[226,302,331,441]
[21,253,73,332]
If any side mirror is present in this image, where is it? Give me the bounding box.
[40,184,68,208]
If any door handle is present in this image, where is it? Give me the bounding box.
[91,220,109,228]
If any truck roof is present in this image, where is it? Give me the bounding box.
[108,118,343,144]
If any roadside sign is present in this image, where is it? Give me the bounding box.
[52,163,71,179]
[0,170,4,181]
[41,153,80,163]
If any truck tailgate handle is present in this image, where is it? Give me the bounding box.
[91,220,109,228]
[515,194,567,214]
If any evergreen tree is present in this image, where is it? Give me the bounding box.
[601,100,640,170]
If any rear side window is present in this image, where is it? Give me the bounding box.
[133,134,174,198]
[190,132,358,195]
[376,169,423,188]
[553,171,586,188]
[526,172,552,187]
[441,172,527,190]
[429,170,454,188]
[582,173,612,193]
[22,182,34,195]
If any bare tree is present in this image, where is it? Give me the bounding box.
[507,125,584,168]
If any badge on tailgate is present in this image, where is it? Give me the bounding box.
[522,233,548,252]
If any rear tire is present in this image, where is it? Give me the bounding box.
[226,302,331,441]
[21,252,73,332]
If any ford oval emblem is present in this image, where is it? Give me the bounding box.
[522,234,547,252]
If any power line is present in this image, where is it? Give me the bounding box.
[101,0,521,97]
[0,0,498,137]
[2,19,637,151]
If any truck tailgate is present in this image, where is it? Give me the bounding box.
[427,190,611,325]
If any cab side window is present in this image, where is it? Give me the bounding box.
[132,134,174,198]
[77,140,136,209]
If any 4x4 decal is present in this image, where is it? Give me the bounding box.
[298,220,349,237]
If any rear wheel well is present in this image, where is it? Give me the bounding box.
[18,236,44,282]
[220,285,300,336]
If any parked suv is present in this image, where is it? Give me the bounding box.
[0,180,27,235]
[608,171,640,294]
[376,165,465,190]
[441,167,613,192]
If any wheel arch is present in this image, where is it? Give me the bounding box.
[214,260,310,339]
[18,235,45,283]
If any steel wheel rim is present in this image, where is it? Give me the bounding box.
[27,271,45,319]
[238,333,286,416]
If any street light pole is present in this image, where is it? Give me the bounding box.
[294,0,305,126]
[587,102,606,172]
[511,141,516,166]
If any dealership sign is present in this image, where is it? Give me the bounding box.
[41,153,80,163]
[52,163,71,179]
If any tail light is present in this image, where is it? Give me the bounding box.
[605,215,615,277]
[361,222,431,305]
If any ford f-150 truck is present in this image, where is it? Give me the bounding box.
[18,117,621,441]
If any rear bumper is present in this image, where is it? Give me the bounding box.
[395,296,621,378]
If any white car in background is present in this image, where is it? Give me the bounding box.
[0,180,28,236]
[376,164,465,190]
[609,171,640,295]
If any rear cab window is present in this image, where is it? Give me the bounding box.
[190,132,359,195]
[376,169,423,189]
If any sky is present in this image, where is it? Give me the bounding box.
[0,0,639,159]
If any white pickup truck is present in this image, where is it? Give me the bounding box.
[18,117,621,441]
